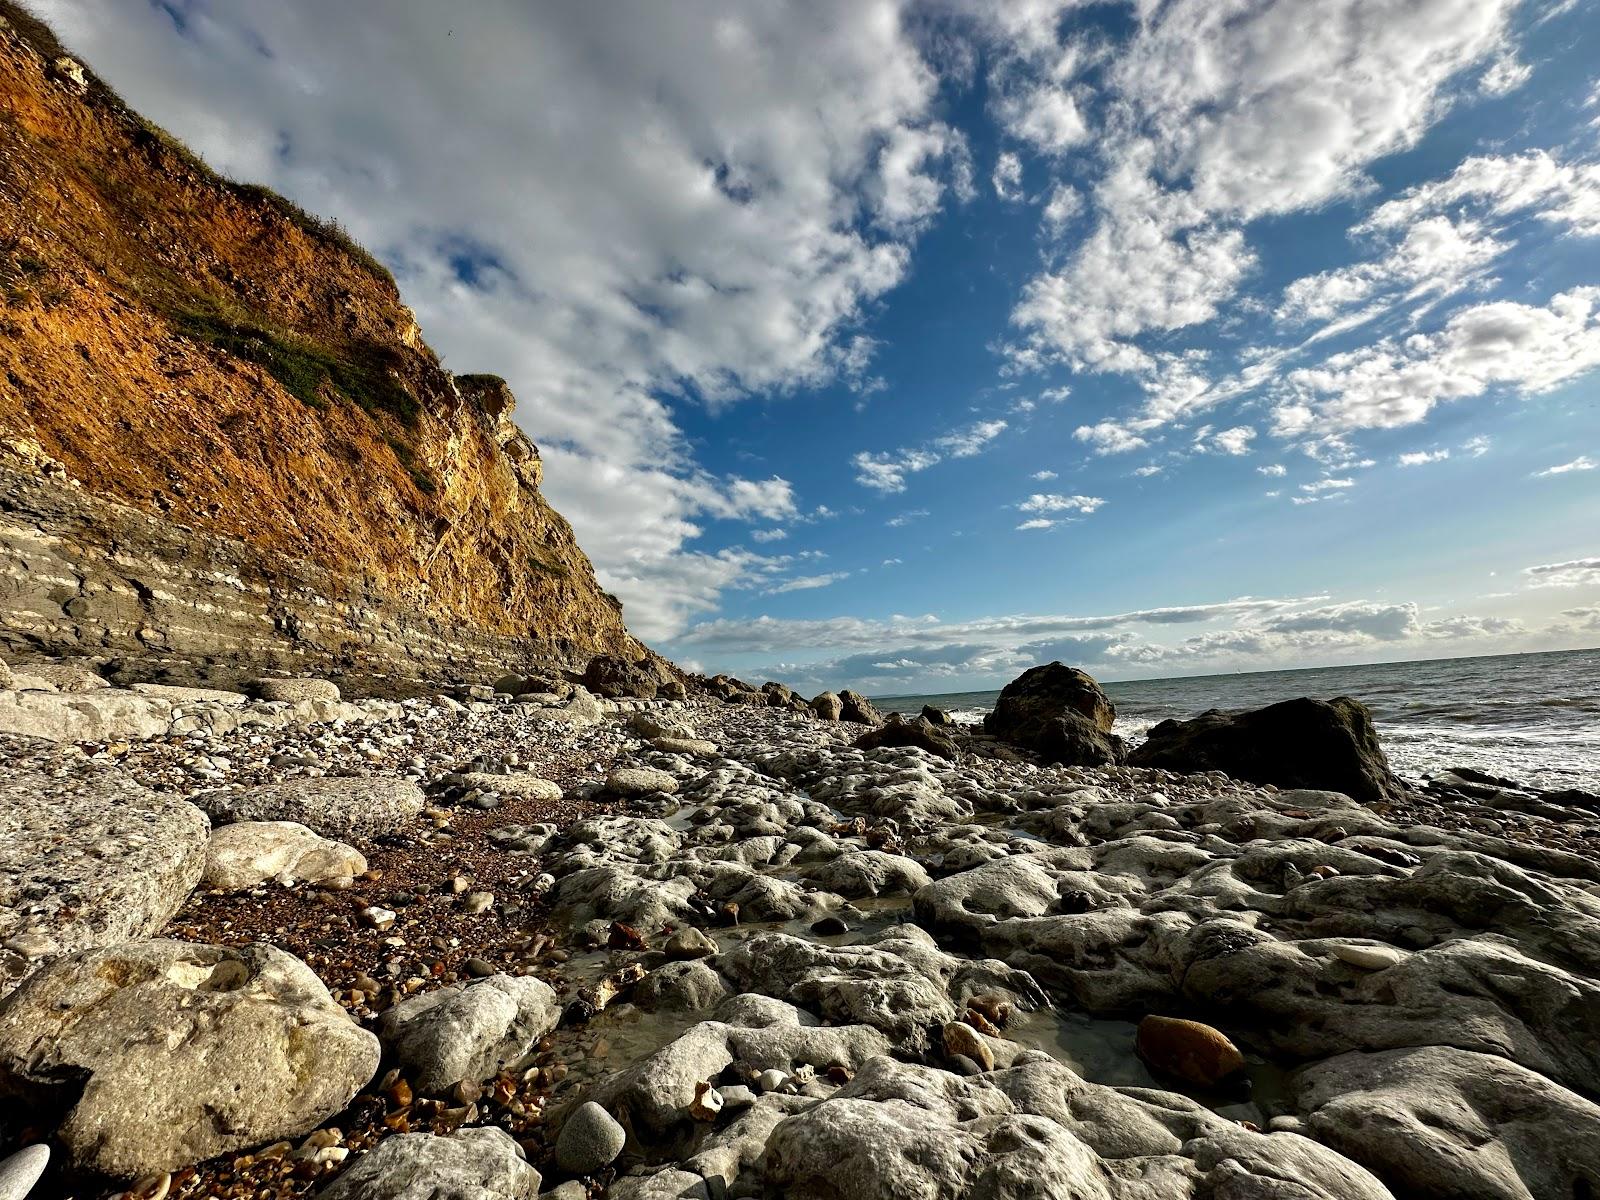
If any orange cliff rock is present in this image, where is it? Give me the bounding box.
[0,3,655,689]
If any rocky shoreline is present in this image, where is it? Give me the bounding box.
[3,664,1599,1199]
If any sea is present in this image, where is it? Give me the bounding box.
[875,647,1600,791]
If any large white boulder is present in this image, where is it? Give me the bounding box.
[0,940,379,1178]
[1,771,207,996]
[199,777,424,840]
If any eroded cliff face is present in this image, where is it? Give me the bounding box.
[0,5,650,688]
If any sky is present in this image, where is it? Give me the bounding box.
[34,0,1600,695]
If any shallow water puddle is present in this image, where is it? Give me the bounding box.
[1008,1005,1287,1124]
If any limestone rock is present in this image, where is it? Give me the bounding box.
[607,767,681,797]
[1,771,208,996]
[555,1101,627,1175]
[1128,696,1403,802]
[377,974,560,1093]
[0,940,378,1178]
[1293,1045,1600,1200]
[203,821,366,890]
[811,692,843,721]
[653,737,718,757]
[198,776,425,840]
[459,773,563,802]
[316,1127,541,1200]
[17,662,107,692]
[251,677,340,703]
[630,711,696,741]
[837,690,883,725]
[803,850,931,898]
[636,960,733,1013]
[982,662,1123,766]
[762,1055,1392,1200]
[853,712,957,761]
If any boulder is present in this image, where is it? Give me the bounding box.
[583,654,671,699]
[1292,1045,1600,1200]
[0,1145,48,1200]
[1127,696,1403,802]
[982,663,1123,765]
[921,705,954,726]
[203,821,366,890]
[198,777,425,840]
[853,712,957,761]
[811,692,843,721]
[653,736,719,757]
[761,681,796,706]
[555,1101,627,1175]
[837,690,883,725]
[629,711,697,741]
[316,1127,541,1200]
[250,677,340,703]
[0,940,378,1178]
[1,771,208,997]
[376,974,560,1093]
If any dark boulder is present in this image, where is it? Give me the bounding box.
[1127,696,1403,803]
[582,654,671,699]
[854,713,957,761]
[983,663,1123,766]
[920,705,954,726]
[838,689,884,725]
[761,681,796,706]
[811,692,843,721]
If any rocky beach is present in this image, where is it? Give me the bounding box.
[3,660,1599,1200]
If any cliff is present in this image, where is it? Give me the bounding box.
[0,4,652,691]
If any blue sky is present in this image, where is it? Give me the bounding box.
[38,0,1600,693]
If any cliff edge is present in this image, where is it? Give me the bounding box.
[0,4,653,690]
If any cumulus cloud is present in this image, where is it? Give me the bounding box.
[1398,448,1450,466]
[992,151,1024,201]
[852,419,1007,492]
[767,571,853,595]
[1030,469,1058,481]
[1363,150,1600,239]
[1018,493,1106,515]
[1532,455,1596,476]
[1274,287,1600,438]
[1524,557,1600,588]
[1258,463,1288,476]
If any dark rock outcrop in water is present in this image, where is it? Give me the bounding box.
[983,662,1124,765]
[1128,696,1403,803]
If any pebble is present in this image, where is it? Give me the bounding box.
[463,957,496,978]
[1332,943,1407,970]
[462,891,494,915]
[943,1021,994,1072]
[554,1101,626,1174]
[756,1068,789,1093]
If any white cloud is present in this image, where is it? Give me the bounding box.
[1364,150,1600,239]
[852,419,1007,492]
[885,509,929,527]
[750,527,789,542]
[1479,53,1533,96]
[1524,557,1600,588]
[1132,465,1164,477]
[1209,425,1257,456]
[1274,287,1600,438]
[1074,420,1149,455]
[1461,434,1493,457]
[1030,469,1058,481]
[1398,448,1450,466]
[1258,463,1288,476]
[1016,518,1057,531]
[1018,493,1106,515]
[1041,182,1083,235]
[993,151,1024,201]
[1532,455,1597,477]
[767,571,853,595]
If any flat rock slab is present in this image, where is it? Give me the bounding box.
[129,682,249,706]
[0,940,378,1178]
[0,770,208,997]
[607,767,680,796]
[199,777,425,840]
[0,689,173,742]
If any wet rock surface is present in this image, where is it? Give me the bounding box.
[1,686,1598,1199]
